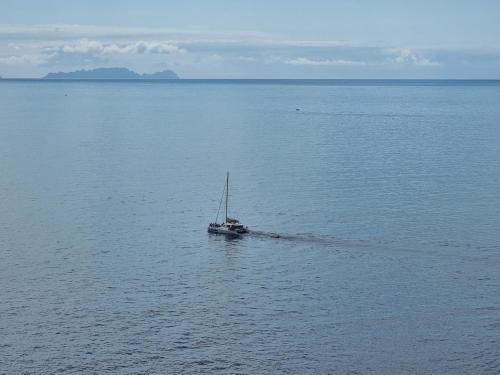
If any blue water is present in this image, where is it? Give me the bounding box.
[1,80,499,374]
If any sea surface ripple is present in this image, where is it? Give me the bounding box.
[1,80,500,374]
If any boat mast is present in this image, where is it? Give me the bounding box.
[225,172,229,222]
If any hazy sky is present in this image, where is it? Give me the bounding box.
[1,0,499,78]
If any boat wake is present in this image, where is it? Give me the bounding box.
[247,230,341,245]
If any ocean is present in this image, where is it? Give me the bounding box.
[1,79,499,374]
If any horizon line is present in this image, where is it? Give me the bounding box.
[1,78,500,81]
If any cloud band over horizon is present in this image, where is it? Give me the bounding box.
[0,24,499,78]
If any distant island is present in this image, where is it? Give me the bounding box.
[43,67,179,80]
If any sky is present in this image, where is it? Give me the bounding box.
[1,0,499,78]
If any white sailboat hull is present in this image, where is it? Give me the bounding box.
[208,223,248,236]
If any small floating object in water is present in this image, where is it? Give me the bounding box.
[296,108,300,111]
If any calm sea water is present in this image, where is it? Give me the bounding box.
[1,80,499,374]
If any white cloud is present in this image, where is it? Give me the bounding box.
[232,56,257,62]
[0,24,359,50]
[0,24,186,38]
[5,24,500,77]
[0,54,47,65]
[45,39,185,56]
[285,57,366,66]
[0,24,281,46]
[389,48,440,67]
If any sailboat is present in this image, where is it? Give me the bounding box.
[208,172,249,235]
